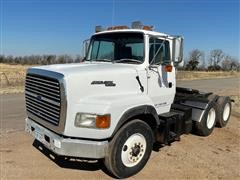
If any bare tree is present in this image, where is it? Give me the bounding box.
[222,55,240,71]
[185,49,203,70]
[0,54,81,65]
[198,51,206,70]
[209,49,225,67]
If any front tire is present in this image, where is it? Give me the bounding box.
[104,120,154,178]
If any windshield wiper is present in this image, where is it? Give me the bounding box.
[114,58,142,64]
[90,59,112,62]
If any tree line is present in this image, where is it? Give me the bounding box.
[0,49,239,71]
[0,54,82,65]
[184,49,239,71]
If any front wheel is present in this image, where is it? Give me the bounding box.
[104,120,154,178]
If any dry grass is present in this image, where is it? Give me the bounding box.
[0,63,240,94]
[0,86,25,94]
[177,71,240,81]
[0,64,31,94]
[0,63,30,86]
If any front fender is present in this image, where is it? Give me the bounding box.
[111,105,160,138]
[64,93,156,139]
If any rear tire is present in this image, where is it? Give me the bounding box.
[104,120,154,179]
[216,96,232,128]
[195,102,217,136]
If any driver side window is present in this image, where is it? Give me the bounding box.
[149,37,170,65]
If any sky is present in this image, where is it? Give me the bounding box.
[0,0,239,59]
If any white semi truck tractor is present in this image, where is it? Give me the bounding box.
[25,22,232,178]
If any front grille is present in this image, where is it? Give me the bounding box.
[25,74,61,126]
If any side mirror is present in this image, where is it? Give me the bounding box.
[172,36,184,64]
[82,39,90,59]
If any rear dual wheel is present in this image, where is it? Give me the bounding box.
[195,96,232,136]
[195,102,217,136]
[216,96,232,128]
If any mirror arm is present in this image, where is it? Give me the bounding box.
[148,64,159,70]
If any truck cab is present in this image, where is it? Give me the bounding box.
[25,23,231,178]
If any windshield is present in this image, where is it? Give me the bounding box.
[86,32,144,64]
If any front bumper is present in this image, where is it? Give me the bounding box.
[25,118,109,159]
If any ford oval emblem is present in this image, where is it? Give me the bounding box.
[36,95,42,101]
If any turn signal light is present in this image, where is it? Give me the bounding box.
[164,64,173,72]
[96,114,111,128]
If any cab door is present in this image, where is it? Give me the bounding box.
[147,36,176,114]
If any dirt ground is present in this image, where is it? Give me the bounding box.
[0,114,239,179]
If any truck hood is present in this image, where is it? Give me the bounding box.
[34,62,138,77]
[30,62,145,104]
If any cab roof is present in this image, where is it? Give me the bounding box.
[94,29,175,39]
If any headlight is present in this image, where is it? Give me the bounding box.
[75,113,111,129]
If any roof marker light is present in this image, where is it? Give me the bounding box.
[107,25,129,30]
[143,25,153,31]
[95,26,105,33]
[131,21,143,29]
